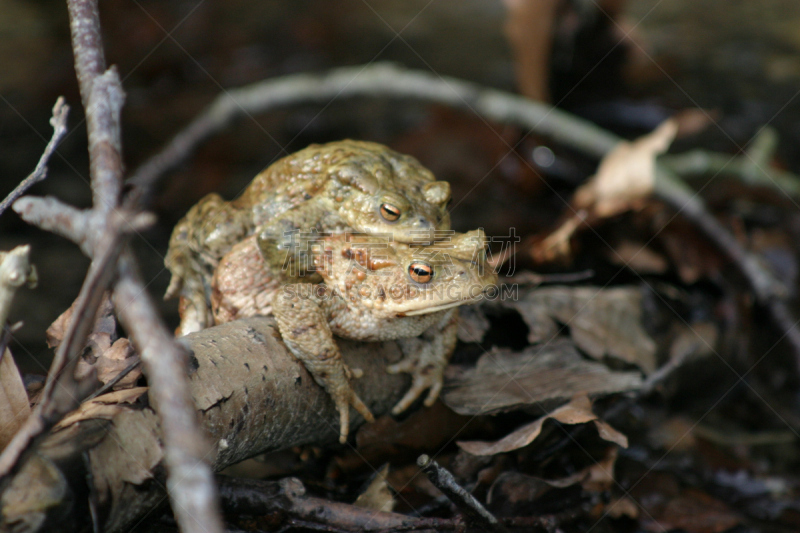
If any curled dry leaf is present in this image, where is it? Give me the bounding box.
[54,387,149,430]
[507,286,657,374]
[77,338,141,390]
[353,464,394,513]
[547,447,619,492]
[443,338,641,416]
[457,395,627,456]
[46,293,116,351]
[575,118,677,217]
[534,118,678,261]
[0,350,31,450]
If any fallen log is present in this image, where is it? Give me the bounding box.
[0,316,410,533]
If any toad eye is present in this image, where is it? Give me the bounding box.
[380,203,402,222]
[408,262,433,283]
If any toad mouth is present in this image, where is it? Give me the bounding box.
[398,294,487,316]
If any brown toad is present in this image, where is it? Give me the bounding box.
[165,140,452,336]
[212,230,497,442]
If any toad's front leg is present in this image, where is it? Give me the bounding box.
[388,308,459,414]
[273,284,375,443]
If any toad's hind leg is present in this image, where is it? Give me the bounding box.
[388,309,458,414]
[273,284,374,443]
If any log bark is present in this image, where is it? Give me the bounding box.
[0,317,410,533]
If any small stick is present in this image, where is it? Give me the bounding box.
[83,358,141,401]
[417,455,508,533]
[0,98,69,216]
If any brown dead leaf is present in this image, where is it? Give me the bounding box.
[508,286,657,374]
[457,395,627,456]
[606,496,640,519]
[340,401,491,472]
[486,471,553,515]
[443,339,641,416]
[76,338,141,390]
[645,488,741,533]
[54,387,148,430]
[353,464,395,513]
[533,119,677,261]
[88,408,163,517]
[0,349,31,450]
[47,293,116,351]
[579,447,618,492]
[575,118,677,217]
[549,447,620,492]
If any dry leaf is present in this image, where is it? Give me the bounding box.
[575,118,677,217]
[55,387,148,430]
[81,338,141,390]
[548,447,619,492]
[534,119,678,260]
[0,349,31,449]
[88,408,163,519]
[457,395,627,456]
[606,495,640,519]
[508,286,657,374]
[443,339,641,416]
[645,488,741,533]
[486,471,553,515]
[353,464,395,513]
[47,293,116,351]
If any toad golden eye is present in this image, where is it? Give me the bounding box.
[380,203,401,221]
[408,262,433,283]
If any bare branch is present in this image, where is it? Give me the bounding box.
[86,69,124,211]
[113,248,224,533]
[67,0,105,108]
[0,99,69,216]
[13,196,91,253]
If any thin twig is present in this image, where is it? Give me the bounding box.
[659,126,800,196]
[84,358,141,401]
[0,98,69,216]
[113,247,223,533]
[417,454,508,533]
